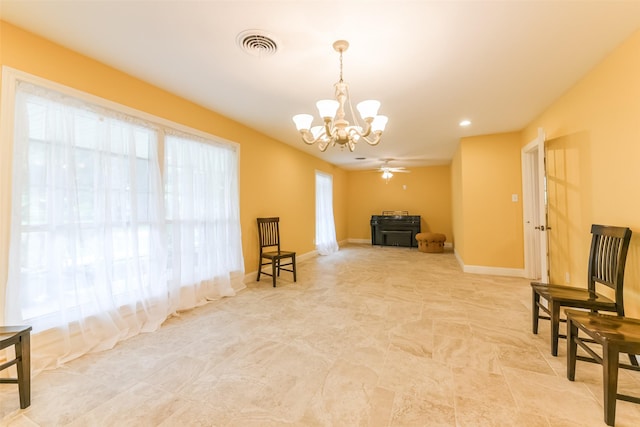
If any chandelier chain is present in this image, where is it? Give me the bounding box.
[339,49,344,83]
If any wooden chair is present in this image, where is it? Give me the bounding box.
[0,326,32,409]
[531,224,632,356]
[257,217,296,287]
[566,310,640,426]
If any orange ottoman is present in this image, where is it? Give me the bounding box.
[415,232,446,253]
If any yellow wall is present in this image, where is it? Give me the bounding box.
[347,165,453,244]
[451,148,464,259]
[522,29,640,316]
[0,21,347,292]
[452,132,524,269]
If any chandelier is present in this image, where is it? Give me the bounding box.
[292,40,388,152]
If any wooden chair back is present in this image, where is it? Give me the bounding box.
[257,217,282,253]
[587,224,632,315]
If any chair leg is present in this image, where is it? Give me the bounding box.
[271,258,277,287]
[567,317,578,381]
[603,343,620,426]
[292,254,297,282]
[16,332,31,409]
[532,289,540,335]
[257,258,262,282]
[550,302,561,356]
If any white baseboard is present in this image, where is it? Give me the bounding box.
[347,238,371,244]
[454,248,525,278]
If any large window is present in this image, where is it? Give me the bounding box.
[3,69,244,371]
[164,133,243,309]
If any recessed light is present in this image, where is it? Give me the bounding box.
[459,120,471,127]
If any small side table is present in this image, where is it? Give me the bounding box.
[0,326,32,409]
[566,310,640,426]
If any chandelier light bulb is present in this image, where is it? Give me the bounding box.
[371,115,388,133]
[316,100,340,119]
[356,100,380,120]
[292,114,313,131]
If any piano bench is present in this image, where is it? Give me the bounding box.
[416,232,446,253]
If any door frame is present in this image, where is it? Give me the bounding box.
[521,128,548,281]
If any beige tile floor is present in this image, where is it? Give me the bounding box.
[1,244,640,426]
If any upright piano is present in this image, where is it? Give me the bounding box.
[370,211,421,248]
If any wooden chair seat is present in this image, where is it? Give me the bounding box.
[566,310,640,426]
[533,286,616,310]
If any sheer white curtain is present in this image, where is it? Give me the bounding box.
[5,79,245,373]
[7,84,169,371]
[315,171,338,255]
[164,134,244,309]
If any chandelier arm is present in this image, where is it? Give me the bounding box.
[360,132,383,146]
[350,120,373,138]
[318,139,331,152]
[323,118,334,139]
[299,130,327,145]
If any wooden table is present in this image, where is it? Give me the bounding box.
[566,310,640,426]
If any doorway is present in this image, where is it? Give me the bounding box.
[521,128,549,281]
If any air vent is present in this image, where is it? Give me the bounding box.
[237,30,278,57]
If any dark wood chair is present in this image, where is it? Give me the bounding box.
[531,224,632,356]
[0,326,32,409]
[566,310,640,426]
[257,217,296,287]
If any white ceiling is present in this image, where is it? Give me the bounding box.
[2,1,640,170]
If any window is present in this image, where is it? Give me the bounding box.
[164,134,243,309]
[2,68,244,371]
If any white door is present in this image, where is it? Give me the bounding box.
[522,128,549,281]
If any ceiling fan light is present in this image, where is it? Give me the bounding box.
[357,100,380,120]
[293,114,314,131]
[316,100,339,119]
[371,115,388,132]
[382,170,393,179]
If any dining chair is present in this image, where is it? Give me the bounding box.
[257,217,297,287]
[531,224,633,357]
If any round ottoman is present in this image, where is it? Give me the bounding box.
[415,232,446,253]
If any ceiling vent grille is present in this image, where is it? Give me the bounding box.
[237,30,278,57]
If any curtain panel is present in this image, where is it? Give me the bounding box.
[315,171,338,255]
[5,80,244,372]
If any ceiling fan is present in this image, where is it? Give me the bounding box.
[375,160,410,182]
